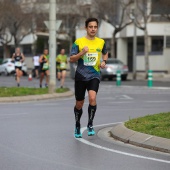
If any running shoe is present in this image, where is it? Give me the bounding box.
[45,83,48,88]
[74,126,82,138]
[40,84,42,88]
[87,126,95,136]
[17,83,20,87]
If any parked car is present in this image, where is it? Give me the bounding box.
[70,58,128,81]
[0,58,28,76]
[100,58,129,81]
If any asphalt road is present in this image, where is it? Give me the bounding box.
[0,76,170,170]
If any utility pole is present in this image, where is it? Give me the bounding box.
[49,0,56,93]
[133,0,137,80]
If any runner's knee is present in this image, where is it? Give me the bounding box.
[76,100,84,110]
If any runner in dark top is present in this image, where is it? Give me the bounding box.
[39,48,50,88]
[12,47,25,87]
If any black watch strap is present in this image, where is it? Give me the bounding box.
[103,60,107,64]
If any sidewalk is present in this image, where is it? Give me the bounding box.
[110,123,170,153]
[128,72,170,82]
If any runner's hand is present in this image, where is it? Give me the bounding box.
[100,61,106,69]
[82,46,89,54]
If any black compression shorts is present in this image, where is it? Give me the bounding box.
[15,66,22,70]
[75,78,100,101]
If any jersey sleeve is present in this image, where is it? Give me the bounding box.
[102,43,108,55]
[70,41,79,56]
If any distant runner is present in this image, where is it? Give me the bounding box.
[12,47,25,87]
[39,48,50,88]
[56,49,68,88]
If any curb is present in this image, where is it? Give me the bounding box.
[0,90,74,103]
[110,123,170,153]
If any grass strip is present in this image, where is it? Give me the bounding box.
[125,112,170,139]
[0,87,70,97]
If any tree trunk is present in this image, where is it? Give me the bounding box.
[3,44,11,58]
[144,28,149,79]
[110,32,116,58]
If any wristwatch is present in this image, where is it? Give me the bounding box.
[103,60,107,64]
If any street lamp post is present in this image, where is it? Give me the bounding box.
[132,0,137,80]
[49,0,56,93]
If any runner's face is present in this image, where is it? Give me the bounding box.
[86,21,98,38]
[44,49,48,55]
[16,48,20,53]
[61,49,65,55]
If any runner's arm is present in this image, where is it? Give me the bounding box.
[70,46,88,63]
[11,53,15,61]
[100,52,108,69]
[39,55,43,63]
[21,53,25,62]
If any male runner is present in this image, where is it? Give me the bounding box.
[70,18,108,138]
[39,48,50,88]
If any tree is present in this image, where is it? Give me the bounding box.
[93,0,133,58]
[0,0,35,58]
[135,0,152,78]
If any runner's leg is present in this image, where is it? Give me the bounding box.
[45,70,49,86]
[74,81,86,138]
[40,72,44,87]
[88,90,97,126]
[60,70,66,88]
[86,79,100,135]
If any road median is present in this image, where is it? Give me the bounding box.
[110,123,170,153]
[0,90,74,103]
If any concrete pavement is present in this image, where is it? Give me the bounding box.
[0,77,169,154]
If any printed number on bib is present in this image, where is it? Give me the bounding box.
[43,63,49,70]
[84,53,98,66]
[15,61,22,67]
[60,62,66,69]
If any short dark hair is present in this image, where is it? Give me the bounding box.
[85,18,99,28]
[43,48,48,51]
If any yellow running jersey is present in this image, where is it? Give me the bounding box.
[70,37,107,81]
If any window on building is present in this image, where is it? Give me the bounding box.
[137,37,144,55]
[23,45,32,56]
[151,0,169,15]
[166,36,170,48]
[151,36,163,53]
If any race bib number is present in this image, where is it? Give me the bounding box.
[60,62,66,69]
[42,62,49,70]
[84,53,98,66]
[15,61,22,67]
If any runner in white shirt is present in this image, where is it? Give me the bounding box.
[32,55,40,78]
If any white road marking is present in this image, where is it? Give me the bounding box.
[108,101,133,104]
[146,101,170,103]
[0,113,28,116]
[113,95,133,100]
[75,123,170,164]
[34,103,59,106]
